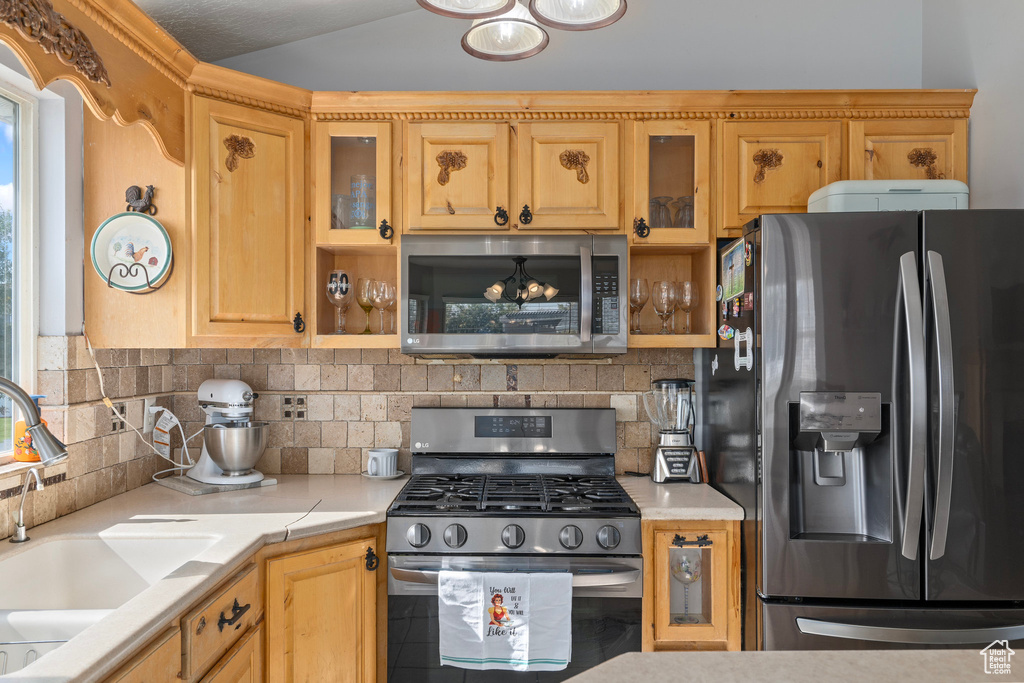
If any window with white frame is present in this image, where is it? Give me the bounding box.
[0,82,35,456]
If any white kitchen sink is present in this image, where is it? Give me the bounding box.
[0,536,218,675]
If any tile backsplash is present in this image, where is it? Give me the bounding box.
[2,336,693,540]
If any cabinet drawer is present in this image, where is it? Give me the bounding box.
[200,624,263,682]
[108,627,182,682]
[182,564,259,681]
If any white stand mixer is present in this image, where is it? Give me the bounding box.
[186,379,267,486]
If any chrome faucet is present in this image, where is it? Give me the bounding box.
[10,468,43,543]
[0,376,68,466]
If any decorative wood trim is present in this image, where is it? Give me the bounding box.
[752,148,783,184]
[559,149,590,183]
[907,147,945,179]
[310,90,976,122]
[435,150,467,185]
[0,0,110,85]
[187,62,311,119]
[223,134,255,172]
[0,0,190,166]
[64,0,197,87]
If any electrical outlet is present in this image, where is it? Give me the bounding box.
[111,402,127,433]
[143,397,157,433]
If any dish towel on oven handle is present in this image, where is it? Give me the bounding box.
[438,570,573,671]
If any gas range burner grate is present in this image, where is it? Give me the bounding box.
[389,473,638,516]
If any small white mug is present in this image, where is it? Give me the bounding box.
[367,448,398,477]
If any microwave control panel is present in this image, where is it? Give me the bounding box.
[593,256,620,335]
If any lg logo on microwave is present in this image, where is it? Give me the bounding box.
[414,442,430,449]
[407,337,421,344]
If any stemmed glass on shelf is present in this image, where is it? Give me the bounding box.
[629,278,650,334]
[675,281,699,334]
[371,281,396,335]
[326,270,353,334]
[356,278,375,335]
[652,281,677,335]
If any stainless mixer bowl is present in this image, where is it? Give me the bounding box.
[203,422,269,475]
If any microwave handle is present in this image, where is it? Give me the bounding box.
[580,246,592,343]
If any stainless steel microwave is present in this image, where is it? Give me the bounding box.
[401,235,627,357]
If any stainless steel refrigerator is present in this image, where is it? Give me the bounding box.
[698,210,1024,650]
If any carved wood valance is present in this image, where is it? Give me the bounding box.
[0,0,195,165]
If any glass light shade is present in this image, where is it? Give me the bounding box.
[543,284,559,300]
[462,2,550,61]
[528,0,626,30]
[418,0,517,18]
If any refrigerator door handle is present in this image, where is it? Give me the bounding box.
[797,618,1024,645]
[893,251,927,561]
[926,251,955,561]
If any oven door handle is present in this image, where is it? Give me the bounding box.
[390,566,641,588]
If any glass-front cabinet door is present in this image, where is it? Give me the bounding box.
[314,121,393,245]
[632,121,711,245]
[652,528,729,645]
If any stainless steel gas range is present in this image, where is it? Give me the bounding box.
[386,407,642,682]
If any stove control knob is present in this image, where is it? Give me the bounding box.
[444,524,468,549]
[597,525,621,550]
[501,524,525,549]
[559,525,584,549]
[406,523,431,548]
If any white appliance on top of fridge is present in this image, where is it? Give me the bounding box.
[699,210,1024,650]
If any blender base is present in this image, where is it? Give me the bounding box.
[156,475,278,496]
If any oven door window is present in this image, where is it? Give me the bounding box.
[407,255,581,335]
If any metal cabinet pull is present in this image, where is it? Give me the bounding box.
[378,219,394,240]
[365,547,379,571]
[633,217,650,238]
[217,599,250,632]
[519,205,533,225]
[494,206,509,226]
[292,312,305,333]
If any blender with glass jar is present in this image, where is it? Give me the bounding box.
[642,378,700,483]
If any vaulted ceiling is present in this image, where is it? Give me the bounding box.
[133,0,420,62]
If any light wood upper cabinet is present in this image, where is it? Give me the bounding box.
[631,120,711,245]
[315,121,394,244]
[192,96,307,344]
[848,119,968,182]
[720,120,841,233]
[516,121,621,230]
[266,537,378,683]
[406,122,510,230]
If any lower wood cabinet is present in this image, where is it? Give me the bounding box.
[182,565,259,681]
[201,624,263,683]
[265,536,379,683]
[642,519,741,651]
[107,628,183,682]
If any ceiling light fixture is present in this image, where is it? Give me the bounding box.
[417,0,517,19]
[528,0,626,31]
[461,1,550,61]
[484,256,559,307]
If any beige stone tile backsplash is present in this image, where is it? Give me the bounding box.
[3,336,693,541]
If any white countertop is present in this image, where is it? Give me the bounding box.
[617,477,745,521]
[2,474,407,682]
[3,474,742,681]
[566,649,984,682]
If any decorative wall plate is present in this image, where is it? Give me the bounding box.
[91,212,172,291]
